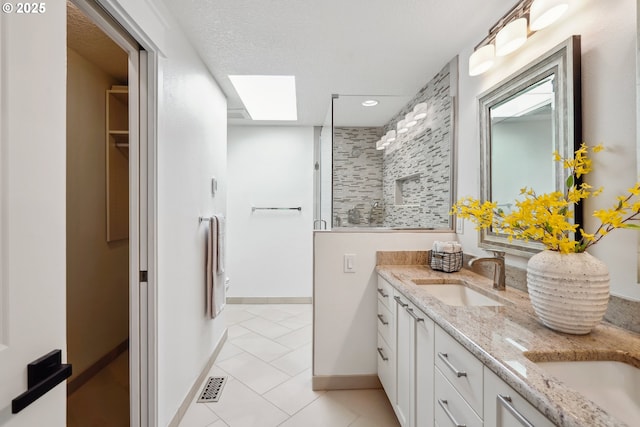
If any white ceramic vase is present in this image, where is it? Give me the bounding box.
[526,250,610,335]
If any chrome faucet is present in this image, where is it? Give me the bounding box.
[469,251,506,290]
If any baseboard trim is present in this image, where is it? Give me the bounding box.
[226,297,312,304]
[67,339,129,396]
[312,374,381,391]
[168,329,228,427]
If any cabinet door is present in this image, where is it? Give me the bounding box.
[414,306,435,427]
[484,367,554,427]
[378,333,395,401]
[395,292,415,427]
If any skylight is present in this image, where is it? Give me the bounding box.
[228,75,298,121]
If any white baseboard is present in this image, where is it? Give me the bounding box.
[226,297,312,304]
[168,329,228,427]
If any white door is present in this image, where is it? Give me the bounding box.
[0,3,68,426]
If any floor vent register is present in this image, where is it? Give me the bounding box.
[197,376,227,403]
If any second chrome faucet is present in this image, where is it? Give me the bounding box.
[469,250,506,290]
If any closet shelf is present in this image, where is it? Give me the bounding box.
[109,131,129,145]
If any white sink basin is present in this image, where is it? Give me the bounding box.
[536,360,640,425]
[415,283,502,307]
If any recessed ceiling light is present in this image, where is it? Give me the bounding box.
[362,99,379,107]
[228,75,297,121]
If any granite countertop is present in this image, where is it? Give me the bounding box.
[376,260,640,427]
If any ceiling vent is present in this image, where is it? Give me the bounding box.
[227,108,251,120]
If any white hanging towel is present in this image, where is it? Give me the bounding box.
[216,215,225,275]
[206,216,226,319]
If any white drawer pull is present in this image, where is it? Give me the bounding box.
[377,288,388,298]
[437,399,466,427]
[377,347,388,361]
[497,394,534,427]
[438,352,467,377]
[377,314,388,325]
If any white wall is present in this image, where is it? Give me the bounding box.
[456,0,640,299]
[313,231,456,377]
[156,31,228,427]
[227,126,314,298]
[91,2,229,425]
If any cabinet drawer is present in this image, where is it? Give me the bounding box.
[435,368,482,427]
[484,367,554,427]
[377,299,394,346]
[435,326,484,417]
[377,333,395,402]
[377,275,394,310]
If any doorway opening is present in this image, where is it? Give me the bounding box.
[65,2,131,425]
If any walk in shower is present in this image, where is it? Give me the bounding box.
[314,60,457,231]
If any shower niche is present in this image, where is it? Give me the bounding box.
[394,173,422,206]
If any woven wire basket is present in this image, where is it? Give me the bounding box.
[428,250,463,273]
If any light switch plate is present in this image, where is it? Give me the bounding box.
[456,217,464,234]
[211,177,218,197]
[344,254,356,273]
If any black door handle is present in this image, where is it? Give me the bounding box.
[11,349,72,414]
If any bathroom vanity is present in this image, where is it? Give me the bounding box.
[376,251,640,427]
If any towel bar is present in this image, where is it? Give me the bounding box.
[199,215,224,224]
[251,206,302,212]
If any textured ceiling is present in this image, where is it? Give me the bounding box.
[67,2,128,83]
[163,0,519,126]
[333,95,413,127]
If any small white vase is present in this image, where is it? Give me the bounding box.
[526,250,610,335]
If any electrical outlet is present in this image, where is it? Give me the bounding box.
[456,217,464,233]
[344,254,356,273]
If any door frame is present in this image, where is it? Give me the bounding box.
[69,2,159,426]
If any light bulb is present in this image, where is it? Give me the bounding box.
[397,119,408,134]
[385,130,396,144]
[469,44,495,76]
[405,112,418,128]
[413,103,427,120]
[495,18,527,57]
[530,0,569,31]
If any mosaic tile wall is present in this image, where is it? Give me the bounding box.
[332,127,384,226]
[382,62,453,229]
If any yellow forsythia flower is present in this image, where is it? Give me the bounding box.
[450,144,640,253]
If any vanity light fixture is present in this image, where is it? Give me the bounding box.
[495,17,527,56]
[405,111,418,128]
[397,119,409,134]
[413,102,428,120]
[530,0,569,31]
[362,99,379,107]
[468,0,571,76]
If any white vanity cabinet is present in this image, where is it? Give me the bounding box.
[394,289,435,427]
[377,276,396,402]
[484,367,554,427]
[377,273,553,427]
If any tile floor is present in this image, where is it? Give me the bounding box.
[179,304,400,427]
